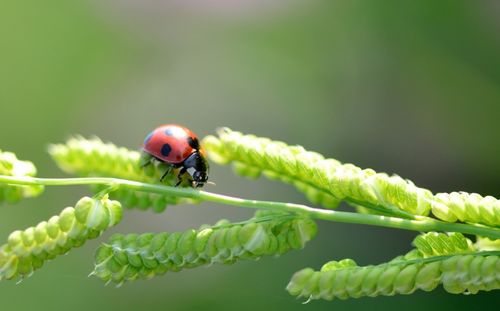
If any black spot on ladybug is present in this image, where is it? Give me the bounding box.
[164,128,174,136]
[187,137,199,149]
[161,144,172,157]
[143,132,154,145]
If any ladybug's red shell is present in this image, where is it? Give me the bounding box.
[142,124,200,164]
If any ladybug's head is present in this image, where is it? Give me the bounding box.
[192,170,209,188]
[183,151,209,188]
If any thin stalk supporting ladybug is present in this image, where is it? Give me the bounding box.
[0,175,498,240]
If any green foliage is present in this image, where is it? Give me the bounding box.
[287,232,500,300]
[431,192,500,227]
[0,195,122,281]
[0,150,43,203]
[92,211,317,285]
[0,130,498,301]
[49,136,195,212]
[203,128,433,216]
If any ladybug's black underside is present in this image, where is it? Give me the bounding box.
[145,150,209,187]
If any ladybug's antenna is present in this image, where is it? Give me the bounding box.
[206,181,216,186]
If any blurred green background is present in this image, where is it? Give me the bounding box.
[1,0,499,309]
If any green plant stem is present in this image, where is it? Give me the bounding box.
[1,175,499,239]
[387,250,500,267]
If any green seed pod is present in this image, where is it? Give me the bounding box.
[0,195,122,281]
[194,228,213,257]
[330,268,351,299]
[239,223,267,255]
[92,212,317,285]
[321,259,357,271]
[286,268,315,297]
[415,261,441,291]
[203,128,433,215]
[177,230,197,263]
[393,264,418,294]
[0,150,44,204]
[345,267,367,298]
[362,266,385,297]
[431,192,500,227]
[376,265,401,295]
[302,271,322,299]
[475,236,500,251]
[413,232,473,257]
[49,137,197,211]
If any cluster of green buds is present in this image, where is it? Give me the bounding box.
[203,128,433,216]
[49,137,195,212]
[92,211,317,285]
[431,192,500,227]
[0,195,122,280]
[203,129,341,209]
[287,232,500,300]
[0,150,43,203]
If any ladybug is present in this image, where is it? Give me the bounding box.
[141,124,209,188]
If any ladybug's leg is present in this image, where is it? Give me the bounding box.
[160,164,174,182]
[175,167,187,187]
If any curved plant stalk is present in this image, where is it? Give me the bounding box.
[0,175,498,239]
[287,232,500,300]
[0,195,122,281]
[203,128,432,217]
[49,137,195,212]
[0,150,43,203]
[92,210,317,285]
